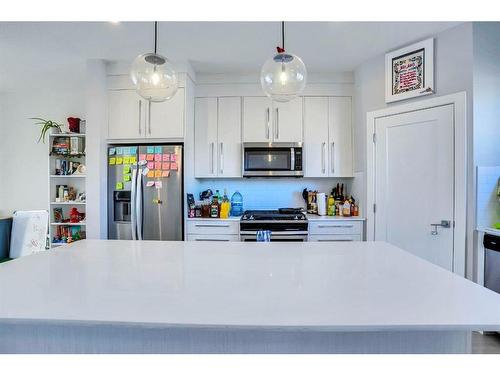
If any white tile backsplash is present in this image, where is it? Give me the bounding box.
[476,166,500,229]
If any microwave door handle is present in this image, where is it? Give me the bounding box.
[290,148,295,171]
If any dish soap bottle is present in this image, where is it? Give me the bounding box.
[230,191,243,216]
[220,189,231,219]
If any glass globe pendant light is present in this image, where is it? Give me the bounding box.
[260,21,307,102]
[130,21,178,102]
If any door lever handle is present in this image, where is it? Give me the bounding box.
[430,220,451,235]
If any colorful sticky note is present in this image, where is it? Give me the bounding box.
[162,154,170,161]
[170,162,178,170]
[154,146,162,154]
[146,146,155,154]
[147,171,155,178]
[116,147,123,155]
[154,154,161,162]
[115,157,123,165]
[139,154,146,161]
[123,165,131,174]
[123,175,131,182]
[108,148,116,155]
[154,170,162,178]
[162,162,170,170]
[122,147,130,155]
[155,162,162,170]
[161,171,170,177]
[116,182,124,190]
[129,146,138,155]
[109,157,116,165]
[123,156,131,164]
[146,181,155,187]
[146,154,154,161]
[155,181,162,189]
[170,154,177,162]
[147,161,154,169]
[129,156,137,165]
[142,167,150,176]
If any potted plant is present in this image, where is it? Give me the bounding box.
[31,118,63,143]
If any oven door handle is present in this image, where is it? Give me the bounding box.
[240,231,309,235]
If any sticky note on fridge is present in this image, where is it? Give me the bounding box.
[147,171,155,178]
[162,154,170,161]
[139,154,146,161]
[155,162,162,170]
[147,161,154,169]
[161,170,170,177]
[116,147,123,155]
[155,146,162,153]
[155,181,162,189]
[153,154,160,162]
[116,182,124,190]
[142,167,150,176]
[170,154,177,162]
[146,154,154,161]
[170,162,178,170]
[162,162,170,170]
[147,146,155,154]
[123,175,131,182]
[123,165,131,174]
[154,170,162,178]
[115,157,123,165]
[123,156,130,164]
[108,148,116,155]
[122,147,130,155]
[146,181,155,187]
[129,156,137,165]
[109,157,116,165]
[129,146,138,154]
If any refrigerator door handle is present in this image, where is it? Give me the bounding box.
[136,170,143,240]
[130,168,138,240]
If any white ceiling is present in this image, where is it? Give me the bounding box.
[0,21,461,91]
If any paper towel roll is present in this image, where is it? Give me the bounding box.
[317,193,327,216]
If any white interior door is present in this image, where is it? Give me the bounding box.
[374,104,455,271]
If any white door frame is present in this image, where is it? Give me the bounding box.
[366,92,467,276]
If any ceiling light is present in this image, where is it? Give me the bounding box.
[130,21,178,102]
[260,22,307,102]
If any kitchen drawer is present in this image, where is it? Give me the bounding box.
[308,221,363,235]
[187,220,239,235]
[187,234,239,242]
[308,234,361,242]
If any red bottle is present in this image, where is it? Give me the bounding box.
[70,208,80,223]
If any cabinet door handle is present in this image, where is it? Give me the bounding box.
[275,108,279,139]
[210,142,215,174]
[194,224,230,228]
[195,239,230,241]
[317,239,353,242]
[148,101,152,135]
[318,224,354,228]
[220,142,224,174]
[138,100,142,135]
[266,108,270,139]
[331,142,335,174]
[321,142,326,173]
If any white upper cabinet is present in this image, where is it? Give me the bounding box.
[194,97,242,178]
[273,98,303,143]
[242,97,303,143]
[108,90,145,139]
[147,87,185,139]
[242,97,271,142]
[108,88,185,140]
[303,96,353,177]
[217,97,242,177]
[304,97,329,177]
[194,97,218,178]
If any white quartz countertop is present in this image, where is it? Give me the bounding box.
[1,240,500,331]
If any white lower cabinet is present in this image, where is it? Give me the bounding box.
[308,234,361,242]
[187,234,240,242]
[308,220,364,241]
[187,220,240,241]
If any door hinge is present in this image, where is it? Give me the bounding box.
[372,133,376,143]
[373,203,376,213]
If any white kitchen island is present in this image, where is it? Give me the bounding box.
[1,240,500,353]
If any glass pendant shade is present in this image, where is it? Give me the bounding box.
[260,52,307,102]
[130,52,179,102]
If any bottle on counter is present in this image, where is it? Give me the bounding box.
[210,195,219,218]
[220,189,231,219]
[327,194,335,216]
[230,191,243,216]
[342,199,351,217]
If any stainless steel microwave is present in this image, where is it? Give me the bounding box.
[242,142,303,177]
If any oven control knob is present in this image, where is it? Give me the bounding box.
[249,215,254,220]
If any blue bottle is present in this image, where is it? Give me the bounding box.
[230,191,243,216]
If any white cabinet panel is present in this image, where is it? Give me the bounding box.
[304,97,329,177]
[309,221,363,235]
[273,97,303,143]
[187,234,240,242]
[308,234,361,242]
[108,90,144,139]
[194,98,218,178]
[218,97,242,177]
[187,220,239,235]
[148,88,185,139]
[243,97,272,142]
[329,97,353,177]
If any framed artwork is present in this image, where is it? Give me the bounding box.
[385,38,434,103]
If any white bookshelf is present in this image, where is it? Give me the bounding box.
[48,131,87,248]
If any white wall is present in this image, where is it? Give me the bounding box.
[0,90,84,217]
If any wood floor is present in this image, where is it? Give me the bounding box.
[472,332,500,354]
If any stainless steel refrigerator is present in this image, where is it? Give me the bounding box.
[108,144,183,241]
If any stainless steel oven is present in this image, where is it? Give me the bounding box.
[243,142,303,177]
[239,209,308,242]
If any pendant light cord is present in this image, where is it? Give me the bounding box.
[154,21,158,54]
[281,21,285,51]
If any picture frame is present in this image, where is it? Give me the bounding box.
[385,38,434,103]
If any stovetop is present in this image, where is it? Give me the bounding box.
[241,208,307,221]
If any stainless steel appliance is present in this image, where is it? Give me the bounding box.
[240,208,308,241]
[484,233,500,294]
[108,144,183,241]
[243,142,303,177]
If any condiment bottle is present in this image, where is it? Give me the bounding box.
[342,200,351,217]
[327,195,335,216]
[210,195,219,218]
